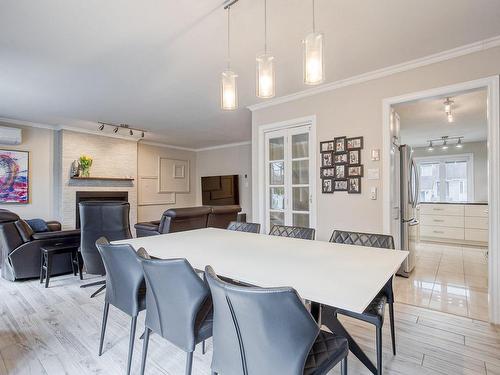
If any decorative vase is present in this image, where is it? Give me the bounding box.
[80,167,90,177]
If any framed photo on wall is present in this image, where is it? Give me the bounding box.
[322,178,334,193]
[334,137,346,153]
[335,164,346,179]
[334,179,348,192]
[321,151,333,167]
[0,149,29,204]
[347,165,364,177]
[320,140,335,152]
[348,150,360,165]
[348,177,361,194]
[334,153,348,164]
[346,137,363,150]
[320,167,335,178]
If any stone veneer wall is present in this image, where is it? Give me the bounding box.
[58,130,138,229]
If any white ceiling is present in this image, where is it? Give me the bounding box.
[396,89,488,147]
[1,0,499,148]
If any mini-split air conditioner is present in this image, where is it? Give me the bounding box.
[0,126,22,145]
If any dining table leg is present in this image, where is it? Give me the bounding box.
[321,304,377,375]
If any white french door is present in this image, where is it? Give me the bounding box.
[264,125,316,232]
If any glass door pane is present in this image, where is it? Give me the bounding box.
[290,131,311,228]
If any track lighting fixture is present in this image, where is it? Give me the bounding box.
[97,122,146,138]
[427,136,464,152]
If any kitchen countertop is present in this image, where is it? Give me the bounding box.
[419,202,488,205]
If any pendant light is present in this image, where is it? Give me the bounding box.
[256,0,275,98]
[303,0,324,85]
[221,6,238,110]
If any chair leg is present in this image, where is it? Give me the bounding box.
[98,302,109,356]
[91,284,106,298]
[185,351,193,375]
[341,356,347,375]
[39,252,44,284]
[376,326,383,375]
[126,316,138,375]
[140,328,151,375]
[44,253,52,288]
[389,302,396,355]
[202,340,206,355]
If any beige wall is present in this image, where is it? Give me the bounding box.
[137,142,197,222]
[0,123,56,220]
[252,46,500,241]
[196,144,252,220]
[413,141,488,203]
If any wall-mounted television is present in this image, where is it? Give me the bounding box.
[201,175,239,206]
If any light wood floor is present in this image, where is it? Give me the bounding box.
[0,273,499,375]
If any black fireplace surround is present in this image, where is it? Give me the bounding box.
[75,191,128,228]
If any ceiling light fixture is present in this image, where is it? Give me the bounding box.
[444,97,454,123]
[98,122,147,137]
[221,6,238,110]
[441,136,449,150]
[303,0,324,85]
[129,129,133,136]
[456,137,463,148]
[113,127,119,133]
[256,0,275,98]
[141,131,145,138]
[98,123,104,131]
[428,141,434,151]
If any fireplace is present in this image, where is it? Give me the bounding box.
[75,191,129,228]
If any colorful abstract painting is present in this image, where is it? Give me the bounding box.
[0,150,29,203]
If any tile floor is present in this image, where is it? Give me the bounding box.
[394,241,489,321]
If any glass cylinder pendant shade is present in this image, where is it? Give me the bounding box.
[256,54,275,98]
[220,70,238,110]
[303,32,324,85]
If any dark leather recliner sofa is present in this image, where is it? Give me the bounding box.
[134,205,241,237]
[0,209,80,281]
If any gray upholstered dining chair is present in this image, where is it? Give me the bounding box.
[137,250,213,375]
[95,237,146,375]
[79,201,132,297]
[205,265,349,375]
[269,224,315,240]
[330,230,396,375]
[226,221,261,234]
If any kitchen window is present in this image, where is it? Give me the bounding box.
[416,154,473,203]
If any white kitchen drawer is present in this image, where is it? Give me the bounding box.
[465,228,488,243]
[420,214,464,228]
[420,225,464,240]
[419,204,464,216]
[464,216,488,230]
[464,205,488,218]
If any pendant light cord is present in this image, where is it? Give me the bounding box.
[227,7,231,69]
[264,0,267,53]
[312,0,316,32]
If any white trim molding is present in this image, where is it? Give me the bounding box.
[195,141,252,152]
[382,76,500,324]
[248,35,500,112]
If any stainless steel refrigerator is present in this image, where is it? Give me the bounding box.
[398,144,418,277]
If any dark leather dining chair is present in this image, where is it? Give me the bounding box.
[330,230,396,375]
[205,265,349,375]
[138,250,213,375]
[226,221,261,234]
[79,201,132,297]
[95,237,146,375]
[269,224,315,240]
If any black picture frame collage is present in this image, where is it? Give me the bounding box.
[320,136,363,194]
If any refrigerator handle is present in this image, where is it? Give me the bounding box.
[413,159,420,206]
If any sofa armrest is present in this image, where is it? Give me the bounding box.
[31,229,81,241]
[134,222,161,237]
[46,221,62,231]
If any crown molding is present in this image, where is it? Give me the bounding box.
[195,141,251,152]
[138,140,197,152]
[247,34,500,112]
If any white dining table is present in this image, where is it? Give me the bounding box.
[115,227,408,374]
